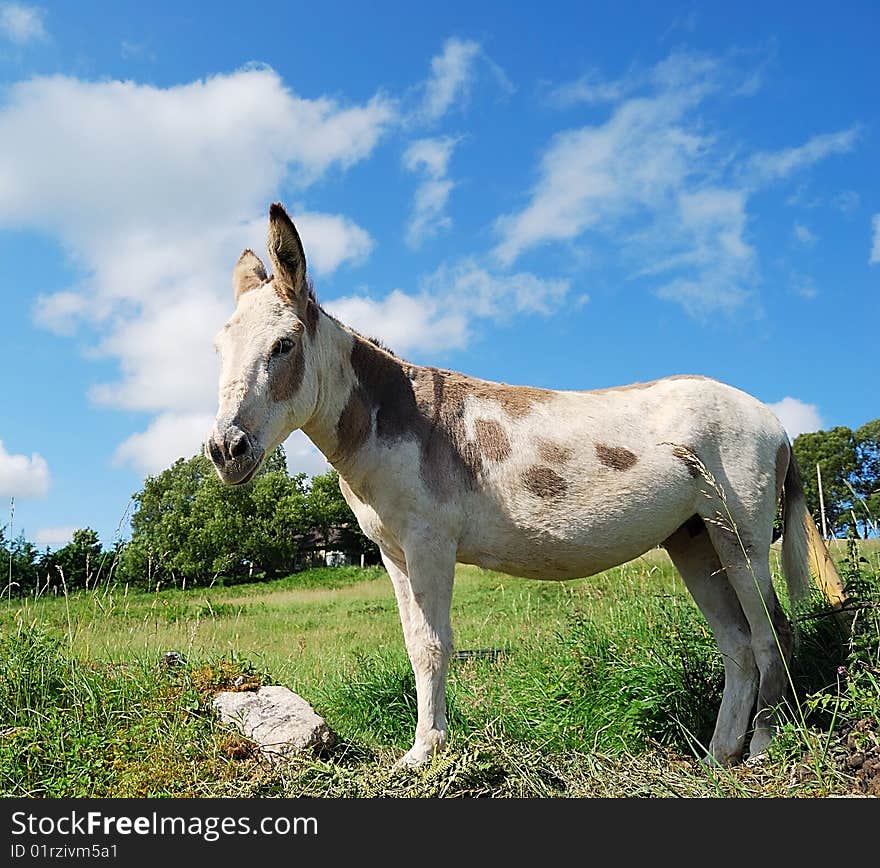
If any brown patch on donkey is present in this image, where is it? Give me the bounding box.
[537,439,573,465]
[522,466,568,499]
[346,337,557,494]
[474,418,511,463]
[269,345,305,402]
[595,443,638,471]
[347,339,482,495]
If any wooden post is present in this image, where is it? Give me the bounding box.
[816,463,828,540]
[7,497,13,600]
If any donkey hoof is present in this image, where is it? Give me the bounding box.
[700,753,718,767]
[702,748,742,767]
[395,747,431,769]
[747,730,773,760]
[394,734,446,769]
[745,751,771,767]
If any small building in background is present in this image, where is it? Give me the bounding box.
[293,526,379,570]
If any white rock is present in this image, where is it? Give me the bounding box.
[212,685,335,757]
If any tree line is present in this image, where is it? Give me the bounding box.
[1,448,378,597]
[792,419,879,539]
[1,419,876,598]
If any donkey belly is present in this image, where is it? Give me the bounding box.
[458,536,663,581]
[457,490,695,581]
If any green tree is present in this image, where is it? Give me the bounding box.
[0,526,39,596]
[306,469,379,562]
[117,447,312,588]
[38,529,104,592]
[854,420,880,535]
[120,453,238,587]
[241,464,310,577]
[306,470,354,541]
[792,421,879,538]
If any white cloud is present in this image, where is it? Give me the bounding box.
[407,179,454,246]
[113,412,215,475]
[0,3,46,44]
[0,439,50,497]
[420,37,481,121]
[494,55,714,267]
[660,9,698,43]
[326,289,470,355]
[33,526,77,547]
[0,70,395,234]
[833,190,859,213]
[282,430,330,477]
[495,52,857,318]
[115,414,332,479]
[287,92,396,181]
[791,275,819,299]
[120,40,154,61]
[414,36,512,125]
[548,70,638,108]
[403,137,459,247]
[793,223,817,246]
[746,128,858,185]
[403,136,457,177]
[0,68,393,477]
[767,397,823,439]
[423,258,571,318]
[295,210,374,275]
[32,290,88,336]
[650,188,755,316]
[90,292,229,413]
[870,214,880,265]
[326,259,570,356]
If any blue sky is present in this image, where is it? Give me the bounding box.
[0,1,877,549]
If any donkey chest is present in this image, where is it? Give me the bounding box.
[337,473,453,562]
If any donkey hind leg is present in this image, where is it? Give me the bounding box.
[703,522,794,759]
[383,540,456,767]
[664,522,759,765]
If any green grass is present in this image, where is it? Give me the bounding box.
[1,543,878,797]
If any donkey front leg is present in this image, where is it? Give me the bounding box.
[387,539,456,767]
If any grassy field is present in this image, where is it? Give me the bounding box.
[1,542,878,798]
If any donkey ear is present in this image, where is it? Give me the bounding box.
[232,249,268,301]
[267,202,307,301]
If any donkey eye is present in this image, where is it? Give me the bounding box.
[270,337,295,358]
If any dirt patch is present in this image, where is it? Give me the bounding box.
[845,717,880,796]
[219,734,258,761]
[190,661,264,696]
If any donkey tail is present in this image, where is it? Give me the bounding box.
[780,447,847,611]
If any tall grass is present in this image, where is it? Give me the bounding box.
[1,546,877,798]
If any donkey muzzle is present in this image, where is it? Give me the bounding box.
[206,423,265,485]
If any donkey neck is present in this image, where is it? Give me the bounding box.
[300,305,558,495]
[301,307,413,481]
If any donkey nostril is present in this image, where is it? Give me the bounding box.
[207,437,224,465]
[229,432,250,459]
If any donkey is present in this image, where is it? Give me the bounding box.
[207,203,846,766]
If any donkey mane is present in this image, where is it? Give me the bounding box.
[365,336,397,356]
[302,276,398,358]
[271,273,320,305]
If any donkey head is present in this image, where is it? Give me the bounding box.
[207,203,318,484]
